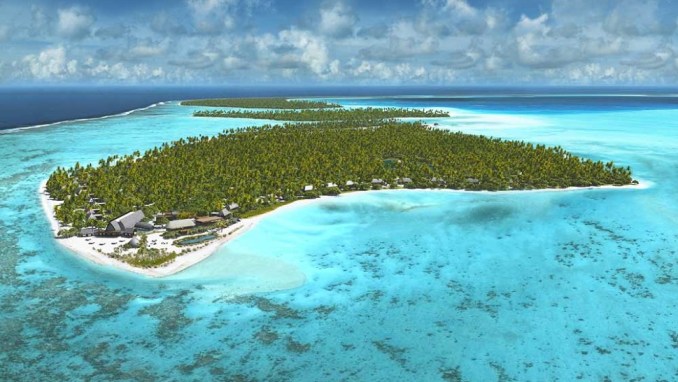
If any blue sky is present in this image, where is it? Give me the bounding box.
[1,0,678,85]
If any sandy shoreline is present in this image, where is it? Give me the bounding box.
[39,179,649,278]
[39,181,329,278]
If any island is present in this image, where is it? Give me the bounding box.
[180,97,341,109]
[41,99,636,276]
[192,107,451,121]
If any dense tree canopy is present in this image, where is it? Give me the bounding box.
[192,107,449,122]
[180,98,341,109]
[46,119,632,230]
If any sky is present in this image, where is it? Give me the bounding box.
[1,0,678,85]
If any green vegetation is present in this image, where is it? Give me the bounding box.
[124,235,178,268]
[46,118,633,230]
[181,98,341,109]
[193,107,449,122]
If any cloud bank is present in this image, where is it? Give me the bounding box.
[1,0,678,85]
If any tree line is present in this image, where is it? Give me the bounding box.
[193,107,449,121]
[180,98,341,109]
[46,119,633,230]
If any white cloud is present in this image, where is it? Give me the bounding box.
[249,28,340,78]
[57,7,95,39]
[442,0,476,16]
[185,0,265,33]
[318,2,357,38]
[223,56,247,70]
[279,28,338,77]
[129,40,168,59]
[603,0,669,36]
[22,46,78,79]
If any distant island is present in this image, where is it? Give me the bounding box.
[192,107,449,121]
[42,98,636,274]
[180,97,341,109]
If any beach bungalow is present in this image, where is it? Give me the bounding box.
[465,177,480,184]
[87,211,103,221]
[345,180,356,188]
[326,182,338,188]
[371,178,384,185]
[399,177,413,184]
[106,210,144,235]
[303,185,314,192]
[228,203,240,211]
[166,219,196,230]
[211,208,232,218]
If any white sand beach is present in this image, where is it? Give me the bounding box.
[39,179,648,278]
[39,181,328,278]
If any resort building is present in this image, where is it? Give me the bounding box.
[106,210,144,235]
[228,203,240,211]
[195,216,222,225]
[166,219,196,230]
[212,208,231,218]
[345,180,355,188]
[304,185,314,192]
[371,178,384,185]
[134,221,154,231]
[327,182,338,188]
[78,227,98,237]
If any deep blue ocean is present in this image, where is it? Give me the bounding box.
[3,86,678,129]
[0,87,676,381]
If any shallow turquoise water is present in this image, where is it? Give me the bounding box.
[0,99,676,381]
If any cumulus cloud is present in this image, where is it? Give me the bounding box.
[185,0,266,34]
[512,14,582,68]
[621,47,673,69]
[243,28,340,78]
[22,46,78,80]
[169,50,221,70]
[57,7,95,39]
[603,0,672,36]
[317,2,357,38]
[5,0,678,85]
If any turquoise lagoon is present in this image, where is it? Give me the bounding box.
[0,97,676,381]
